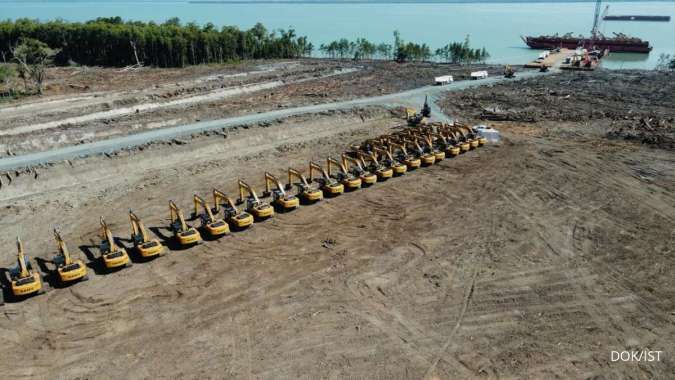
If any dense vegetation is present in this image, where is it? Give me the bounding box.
[0,17,313,67]
[319,31,489,64]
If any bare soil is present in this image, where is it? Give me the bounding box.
[0,59,499,155]
[0,70,673,379]
[439,69,675,150]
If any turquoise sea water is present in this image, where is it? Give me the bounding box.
[2,1,674,68]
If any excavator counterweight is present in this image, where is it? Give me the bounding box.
[129,210,165,258]
[53,229,88,284]
[99,217,132,270]
[169,200,202,246]
[193,195,230,237]
[7,237,43,298]
[213,189,254,229]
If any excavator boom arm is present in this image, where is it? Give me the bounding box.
[264,172,286,197]
[16,237,29,278]
[213,189,239,214]
[194,194,216,222]
[100,217,118,251]
[238,180,261,203]
[53,229,72,265]
[288,168,310,187]
[129,211,151,243]
[169,200,189,231]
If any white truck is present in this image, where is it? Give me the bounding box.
[470,70,489,80]
[434,75,454,85]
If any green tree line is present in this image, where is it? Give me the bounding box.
[0,17,313,67]
[319,31,489,64]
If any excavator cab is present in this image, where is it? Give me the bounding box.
[237,180,274,220]
[99,217,132,270]
[373,146,406,176]
[129,210,165,258]
[342,153,377,186]
[326,157,361,191]
[404,138,435,166]
[287,168,323,203]
[213,189,254,229]
[357,151,393,181]
[309,161,345,196]
[169,200,202,246]
[52,229,88,284]
[192,195,230,237]
[8,237,43,298]
[262,172,300,212]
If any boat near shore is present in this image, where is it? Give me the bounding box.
[523,0,652,54]
[523,33,652,53]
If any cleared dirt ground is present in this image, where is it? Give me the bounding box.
[0,59,499,155]
[0,71,673,379]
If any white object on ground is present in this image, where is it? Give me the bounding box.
[434,75,454,85]
[470,71,489,80]
[473,124,500,143]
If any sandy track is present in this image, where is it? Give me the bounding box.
[0,105,672,378]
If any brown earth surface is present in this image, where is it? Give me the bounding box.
[0,70,673,379]
[0,59,499,155]
[440,70,675,150]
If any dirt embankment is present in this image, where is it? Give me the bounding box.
[439,70,675,149]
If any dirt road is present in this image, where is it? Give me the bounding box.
[0,73,673,379]
[0,70,545,172]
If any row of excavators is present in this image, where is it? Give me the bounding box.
[2,118,486,303]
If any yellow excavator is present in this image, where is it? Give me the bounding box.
[263,172,300,212]
[357,151,393,181]
[7,237,43,299]
[342,153,377,186]
[192,194,230,237]
[326,157,361,191]
[169,200,202,246]
[372,146,407,176]
[387,140,421,170]
[52,229,88,284]
[213,189,254,229]
[287,167,323,203]
[309,161,345,196]
[456,122,486,147]
[442,125,471,153]
[451,123,480,150]
[418,134,446,162]
[99,217,132,271]
[432,131,461,157]
[237,180,275,220]
[129,210,165,258]
[403,138,435,166]
[406,95,432,127]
